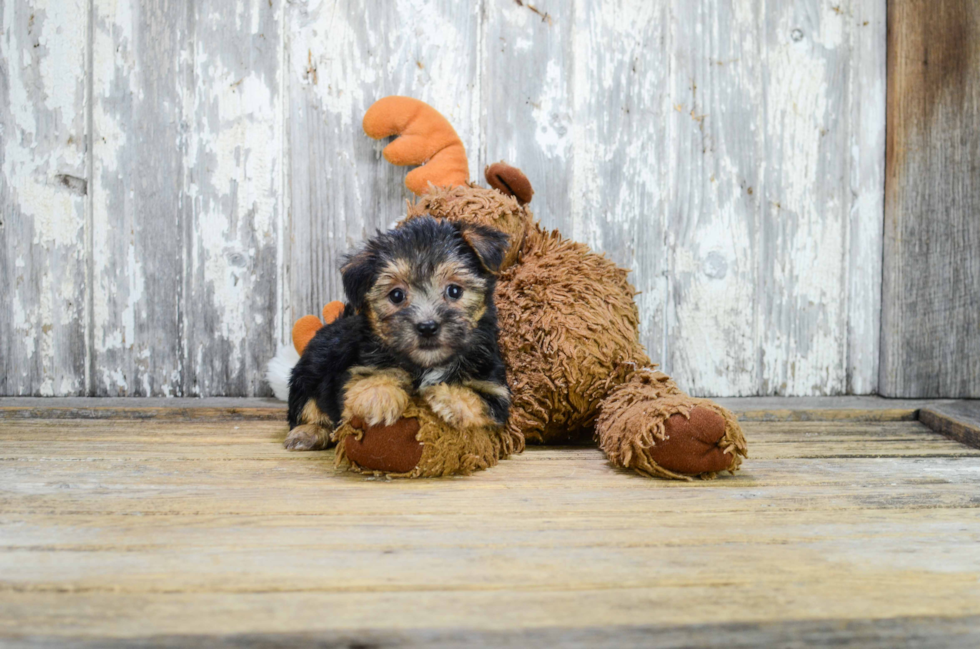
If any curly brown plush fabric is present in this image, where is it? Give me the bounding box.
[494,227,650,444]
[335,401,523,478]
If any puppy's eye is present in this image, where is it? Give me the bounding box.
[388,288,406,305]
[445,284,463,301]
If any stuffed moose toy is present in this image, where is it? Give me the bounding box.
[274,96,748,480]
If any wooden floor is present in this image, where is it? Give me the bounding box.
[2,406,980,647]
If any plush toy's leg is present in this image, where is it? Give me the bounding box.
[334,401,524,478]
[595,370,748,480]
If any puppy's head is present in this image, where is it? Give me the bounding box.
[342,216,508,367]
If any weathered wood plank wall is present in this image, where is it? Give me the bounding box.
[1,0,89,396]
[2,0,888,397]
[881,0,980,398]
[87,0,285,397]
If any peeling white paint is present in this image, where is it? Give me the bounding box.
[35,0,87,124]
[2,0,88,395]
[91,0,136,375]
[533,60,571,158]
[11,298,35,361]
[120,240,144,349]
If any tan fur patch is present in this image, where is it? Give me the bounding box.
[365,259,413,344]
[433,260,487,324]
[434,260,485,290]
[343,367,412,426]
[300,399,333,427]
[422,383,495,429]
[370,258,412,298]
[459,291,486,324]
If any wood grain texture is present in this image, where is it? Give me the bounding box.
[1,415,980,644]
[2,0,891,397]
[881,0,980,398]
[0,0,90,396]
[286,0,483,322]
[6,617,980,649]
[180,0,285,396]
[89,0,186,396]
[664,1,886,397]
[572,0,670,365]
[846,0,887,396]
[483,0,572,233]
[89,0,285,397]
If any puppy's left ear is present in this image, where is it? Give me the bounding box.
[458,223,510,274]
[341,248,376,312]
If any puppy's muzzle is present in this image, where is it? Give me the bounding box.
[415,320,440,337]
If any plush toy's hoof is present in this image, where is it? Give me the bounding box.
[343,417,424,474]
[596,371,748,480]
[652,407,732,475]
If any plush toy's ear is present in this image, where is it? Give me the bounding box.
[341,249,377,312]
[485,162,534,205]
[363,96,470,195]
[458,223,510,274]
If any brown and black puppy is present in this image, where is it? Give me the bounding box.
[285,216,510,451]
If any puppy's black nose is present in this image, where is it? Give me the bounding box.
[415,320,440,337]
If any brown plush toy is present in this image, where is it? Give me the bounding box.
[290,96,748,480]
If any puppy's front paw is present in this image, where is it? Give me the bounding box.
[284,424,332,451]
[343,369,411,426]
[345,386,409,426]
[423,384,494,429]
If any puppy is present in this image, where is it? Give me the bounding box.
[285,216,510,451]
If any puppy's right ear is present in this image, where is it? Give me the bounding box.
[341,248,376,312]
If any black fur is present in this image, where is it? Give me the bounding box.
[287,216,510,432]
[286,304,365,428]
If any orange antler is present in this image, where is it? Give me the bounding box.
[363,96,469,195]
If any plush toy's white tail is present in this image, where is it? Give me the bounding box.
[266,345,300,401]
